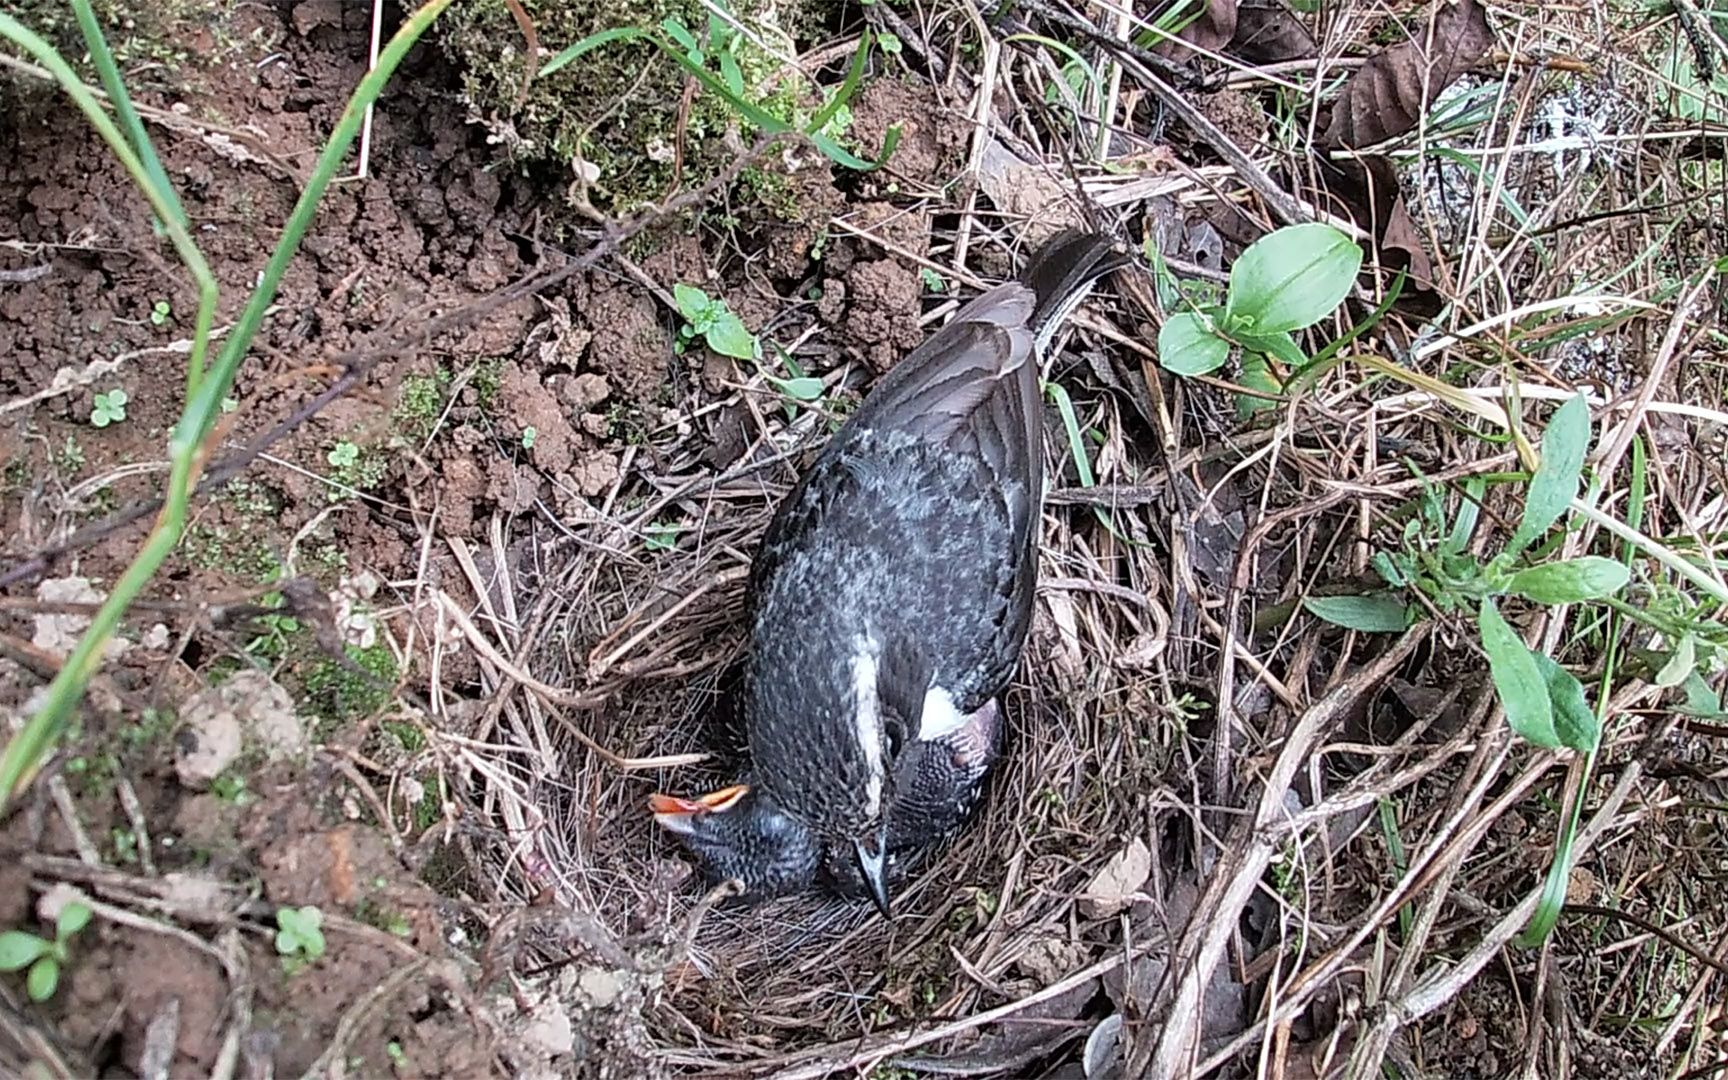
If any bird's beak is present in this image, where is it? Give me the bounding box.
[853,828,892,919]
[649,784,749,834]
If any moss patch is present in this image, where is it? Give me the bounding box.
[437,0,835,212]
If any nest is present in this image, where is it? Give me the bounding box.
[458,363,1177,1071]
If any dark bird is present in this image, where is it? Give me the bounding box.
[739,230,1123,916]
[650,697,1002,900]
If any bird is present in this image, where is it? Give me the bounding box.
[649,695,1002,900]
[738,229,1124,917]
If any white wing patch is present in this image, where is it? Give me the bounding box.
[850,642,884,816]
[918,684,971,742]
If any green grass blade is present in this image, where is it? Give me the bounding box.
[806,30,871,134]
[539,27,647,76]
[70,0,187,236]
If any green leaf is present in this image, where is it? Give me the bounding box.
[719,50,745,97]
[539,26,647,77]
[705,311,758,360]
[660,17,699,60]
[25,956,58,1002]
[1304,593,1411,633]
[1681,669,1723,716]
[55,901,92,940]
[1159,311,1231,376]
[1510,394,1590,552]
[672,283,711,324]
[1505,557,1630,605]
[1235,353,1279,419]
[1225,223,1362,333]
[770,376,824,401]
[1654,634,1696,689]
[1235,330,1306,368]
[1530,651,1600,752]
[108,389,128,407]
[1479,599,1559,748]
[0,931,50,972]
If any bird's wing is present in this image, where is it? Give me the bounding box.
[844,286,1042,481]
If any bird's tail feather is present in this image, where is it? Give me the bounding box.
[1018,230,1127,347]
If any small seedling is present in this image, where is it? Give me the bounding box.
[674,284,758,360]
[918,266,946,292]
[327,441,360,469]
[275,905,325,973]
[521,426,537,451]
[90,388,128,428]
[0,901,93,1003]
[644,522,678,553]
[148,299,171,326]
[1158,223,1363,411]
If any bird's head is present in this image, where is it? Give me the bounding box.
[648,784,821,899]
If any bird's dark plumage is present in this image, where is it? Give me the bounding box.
[652,700,1002,899]
[739,230,1122,914]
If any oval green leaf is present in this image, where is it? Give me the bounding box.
[770,376,824,401]
[1655,634,1696,689]
[672,283,710,323]
[1235,353,1280,419]
[705,312,758,360]
[1225,223,1363,333]
[0,931,50,972]
[25,956,58,1002]
[1304,593,1412,633]
[56,901,92,940]
[1510,393,1590,551]
[1479,599,1559,748]
[1159,311,1231,376]
[1531,651,1600,753]
[1505,556,1629,605]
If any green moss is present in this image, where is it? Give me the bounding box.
[394,369,451,442]
[437,0,832,212]
[299,643,397,730]
[468,360,504,411]
[185,523,282,582]
[4,1,220,105]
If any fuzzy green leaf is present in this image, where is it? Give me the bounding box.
[0,931,50,972]
[1225,223,1362,333]
[1159,311,1231,376]
[1304,593,1411,633]
[1531,651,1600,753]
[1511,394,1590,551]
[1479,599,1559,748]
[705,311,758,360]
[1505,556,1630,605]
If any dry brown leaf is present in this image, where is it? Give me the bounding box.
[1323,0,1496,149]
[1156,0,1238,59]
[1230,1,1316,64]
